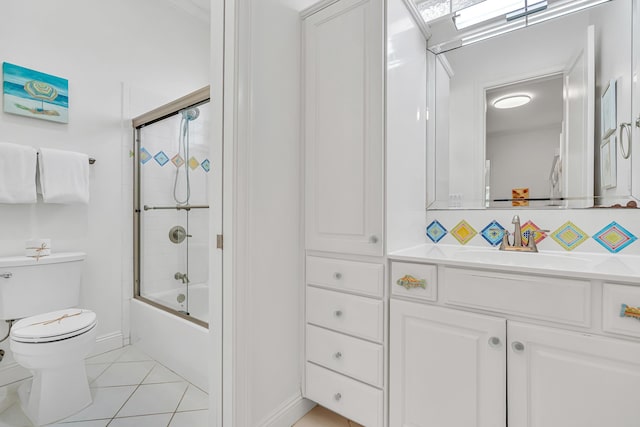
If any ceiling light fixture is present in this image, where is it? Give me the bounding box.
[493,94,532,109]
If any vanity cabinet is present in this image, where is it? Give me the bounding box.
[389,262,640,427]
[304,256,385,427]
[508,322,640,427]
[389,300,506,427]
[303,0,384,256]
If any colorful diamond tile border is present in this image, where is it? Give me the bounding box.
[154,151,169,166]
[426,220,447,243]
[551,221,588,251]
[481,220,505,247]
[593,222,637,253]
[201,159,211,173]
[171,154,185,168]
[139,147,152,164]
[451,220,477,245]
[189,156,200,170]
[521,220,546,245]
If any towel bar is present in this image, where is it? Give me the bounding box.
[37,152,95,164]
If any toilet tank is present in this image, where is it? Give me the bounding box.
[0,252,86,320]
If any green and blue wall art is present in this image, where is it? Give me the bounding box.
[2,62,68,123]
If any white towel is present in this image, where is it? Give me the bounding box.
[0,142,38,203]
[37,148,90,204]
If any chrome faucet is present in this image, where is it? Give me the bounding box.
[174,272,190,284]
[499,215,549,253]
[512,215,522,247]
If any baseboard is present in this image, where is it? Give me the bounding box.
[0,362,30,387]
[90,331,125,357]
[256,393,316,427]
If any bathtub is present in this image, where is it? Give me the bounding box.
[130,285,209,392]
[150,283,209,324]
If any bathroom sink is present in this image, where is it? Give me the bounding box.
[453,248,592,270]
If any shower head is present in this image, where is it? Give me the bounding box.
[181,107,200,121]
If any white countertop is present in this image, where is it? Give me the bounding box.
[388,244,640,284]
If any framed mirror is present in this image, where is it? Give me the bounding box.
[418,0,635,209]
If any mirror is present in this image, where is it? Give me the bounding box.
[423,0,634,209]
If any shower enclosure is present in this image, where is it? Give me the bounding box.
[133,87,211,328]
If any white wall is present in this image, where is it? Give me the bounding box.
[487,126,561,204]
[234,0,316,425]
[0,0,208,374]
[386,0,428,252]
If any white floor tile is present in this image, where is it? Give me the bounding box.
[85,348,127,365]
[176,386,208,412]
[49,418,109,426]
[116,382,188,418]
[108,413,172,427]
[62,386,136,423]
[114,346,153,363]
[0,403,33,427]
[91,362,155,388]
[85,364,110,385]
[142,364,183,385]
[169,410,209,427]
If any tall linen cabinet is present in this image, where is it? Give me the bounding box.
[302,0,386,425]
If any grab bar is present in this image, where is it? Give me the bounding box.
[143,205,209,211]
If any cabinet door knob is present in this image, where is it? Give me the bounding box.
[512,341,525,353]
[334,310,343,317]
[334,393,342,401]
[369,235,379,244]
[334,351,343,359]
[488,336,501,348]
[1,273,12,279]
[333,272,342,280]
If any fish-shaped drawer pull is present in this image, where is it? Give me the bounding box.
[396,275,427,290]
[620,304,640,319]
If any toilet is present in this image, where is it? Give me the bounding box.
[0,252,97,426]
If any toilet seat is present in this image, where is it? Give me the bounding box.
[11,309,97,343]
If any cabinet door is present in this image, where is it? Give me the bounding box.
[390,300,506,427]
[508,322,640,427]
[304,0,384,256]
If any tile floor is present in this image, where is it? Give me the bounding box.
[293,406,363,427]
[0,345,208,427]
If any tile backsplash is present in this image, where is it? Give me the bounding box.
[425,208,640,255]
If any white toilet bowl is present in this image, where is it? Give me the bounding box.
[10,308,97,426]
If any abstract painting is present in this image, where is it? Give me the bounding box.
[3,62,68,123]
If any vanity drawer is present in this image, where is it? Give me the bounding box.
[306,286,383,342]
[391,261,437,301]
[442,267,591,327]
[306,324,383,387]
[306,256,384,297]
[306,362,383,427]
[603,283,640,338]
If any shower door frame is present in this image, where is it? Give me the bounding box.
[132,86,210,329]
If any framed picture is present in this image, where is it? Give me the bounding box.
[600,135,617,189]
[2,62,68,123]
[601,79,616,139]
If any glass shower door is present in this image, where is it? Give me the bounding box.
[134,98,211,327]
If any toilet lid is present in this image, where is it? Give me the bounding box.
[11,309,96,343]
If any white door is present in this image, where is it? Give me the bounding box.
[562,25,594,208]
[508,322,640,427]
[304,0,384,256]
[389,300,506,427]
